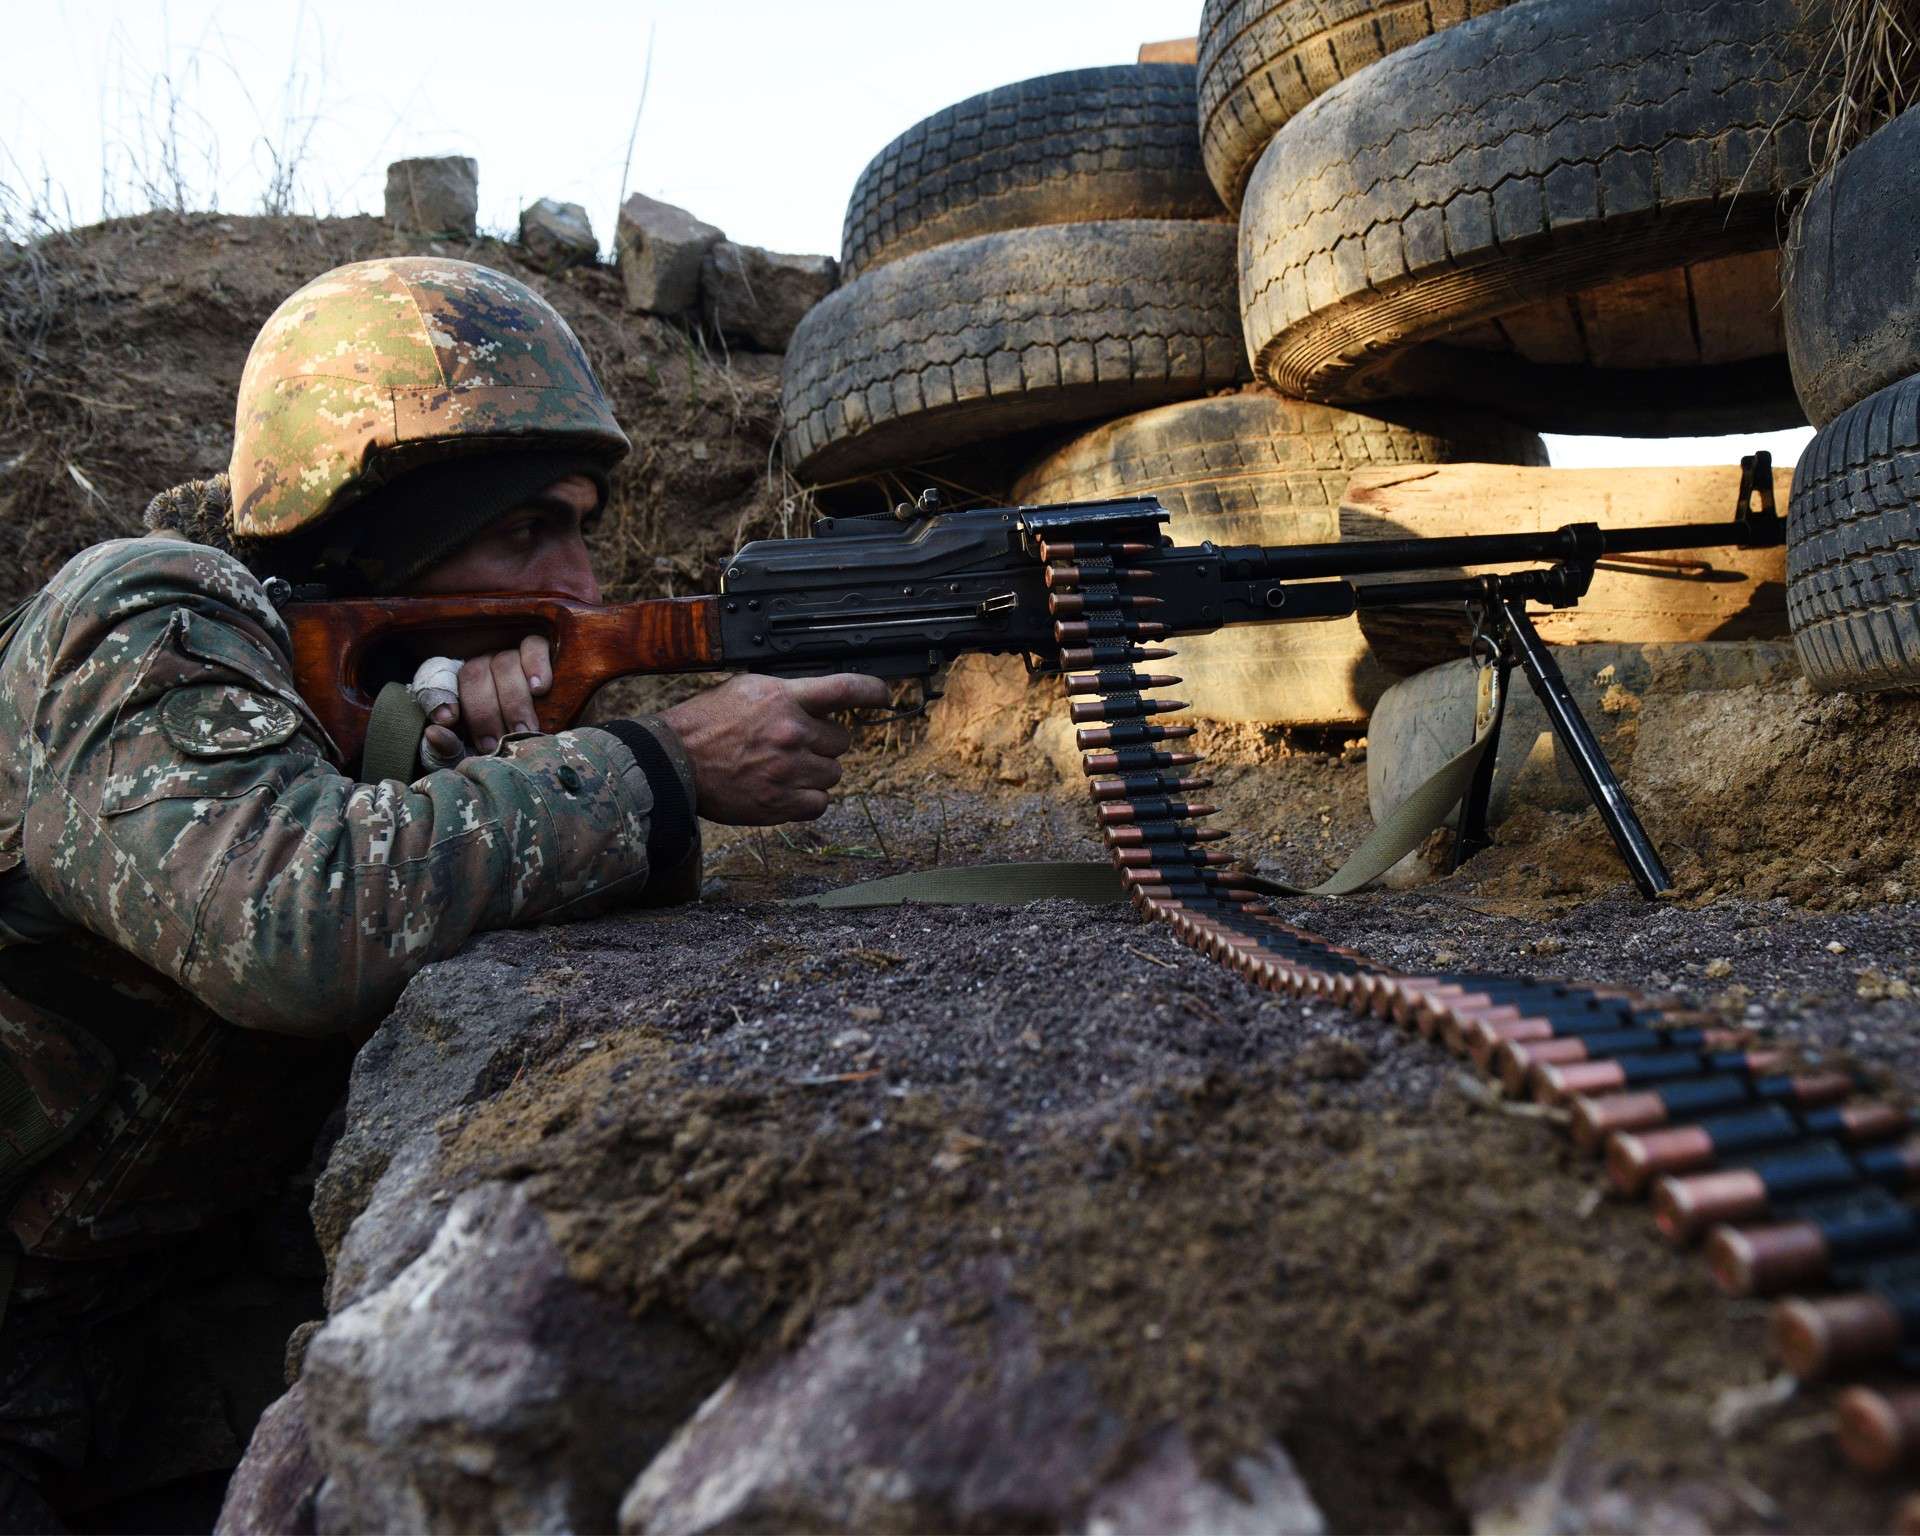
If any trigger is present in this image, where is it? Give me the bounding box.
[849,673,944,727]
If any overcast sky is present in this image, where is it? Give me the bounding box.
[2,0,1811,470]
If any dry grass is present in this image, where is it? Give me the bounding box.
[1804,0,1920,179]
[0,186,138,598]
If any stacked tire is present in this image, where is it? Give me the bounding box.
[781,65,1243,491]
[1198,0,1840,829]
[1783,107,1920,692]
[783,56,1550,726]
[1012,390,1544,722]
[1220,0,1825,435]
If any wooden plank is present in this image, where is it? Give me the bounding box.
[1690,249,1785,364]
[1138,37,1198,64]
[1488,296,1588,366]
[1574,266,1701,368]
[1338,462,1791,648]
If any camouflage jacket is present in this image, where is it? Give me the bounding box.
[0,536,697,1259]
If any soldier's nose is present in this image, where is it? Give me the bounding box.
[534,535,599,604]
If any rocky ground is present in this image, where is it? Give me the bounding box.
[223,717,1920,1535]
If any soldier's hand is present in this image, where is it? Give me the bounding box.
[662,673,890,825]
[421,636,554,763]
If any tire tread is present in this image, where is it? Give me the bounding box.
[1787,371,1920,691]
[1237,0,1824,429]
[841,66,1223,280]
[783,222,1248,482]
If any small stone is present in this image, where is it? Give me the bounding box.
[1532,935,1566,956]
[700,240,837,351]
[284,1319,324,1387]
[615,192,723,315]
[1703,958,1733,979]
[1295,1038,1371,1082]
[1826,940,1849,955]
[848,1004,883,1024]
[930,1130,986,1174]
[385,157,478,238]
[517,198,597,271]
[1856,969,1915,1001]
[831,1028,874,1050]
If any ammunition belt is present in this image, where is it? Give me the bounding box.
[1042,533,1920,1478]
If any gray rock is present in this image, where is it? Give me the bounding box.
[699,241,836,352]
[519,198,598,271]
[310,950,549,1281]
[385,157,479,238]
[616,193,723,315]
[1467,1426,1738,1534]
[622,1272,1257,1534]
[306,1181,727,1535]
[216,1381,322,1536]
[324,1130,450,1311]
[1082,1427,1324,1536]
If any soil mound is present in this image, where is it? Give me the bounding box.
[264,781,1920,1534]
[0,211,785,612]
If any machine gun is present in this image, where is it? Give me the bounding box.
[281,454,1785,901]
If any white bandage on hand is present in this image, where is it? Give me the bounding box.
[409,656,466,771]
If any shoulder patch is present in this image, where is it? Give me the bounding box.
[158,683,303,758]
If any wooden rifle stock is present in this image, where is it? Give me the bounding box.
[283,592,725,765]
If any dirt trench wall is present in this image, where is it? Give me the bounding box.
[919,647,1920,914]
[0,211,785,612]
[222,803,1920,1535]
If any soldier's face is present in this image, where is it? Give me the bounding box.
[409,475,603,603]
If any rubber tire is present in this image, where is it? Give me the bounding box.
[1010,391,1546,724]
[840,65,1225,281]
[1368,641,1801,833]
[1238,0,1823,435]
[781,221,1248,484]
[1786,371,1920,692]
[1785,107,1920,428]
[1010,388,1546,522]
[1196,0,1518,212]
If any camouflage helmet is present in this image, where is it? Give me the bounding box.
[228,257,629,539]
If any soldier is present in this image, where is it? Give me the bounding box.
[0,257,884,1528]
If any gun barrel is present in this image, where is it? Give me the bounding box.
[1224,512,1778,583]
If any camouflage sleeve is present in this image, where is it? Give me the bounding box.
[17,539,691,1039]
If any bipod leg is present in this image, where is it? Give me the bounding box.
[1494,596,1673,899]
[1451,636,1513,872]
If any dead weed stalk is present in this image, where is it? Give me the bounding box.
[1804,0,1920,180]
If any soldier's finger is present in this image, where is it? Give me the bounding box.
[459,656,505,752]
[790,753,844,791]
[490,649,538,737]
[787,673,891,716]
[784,787,831,822]
[520,635,553,697]
[806,716,853,758]
[423,724,465,766]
